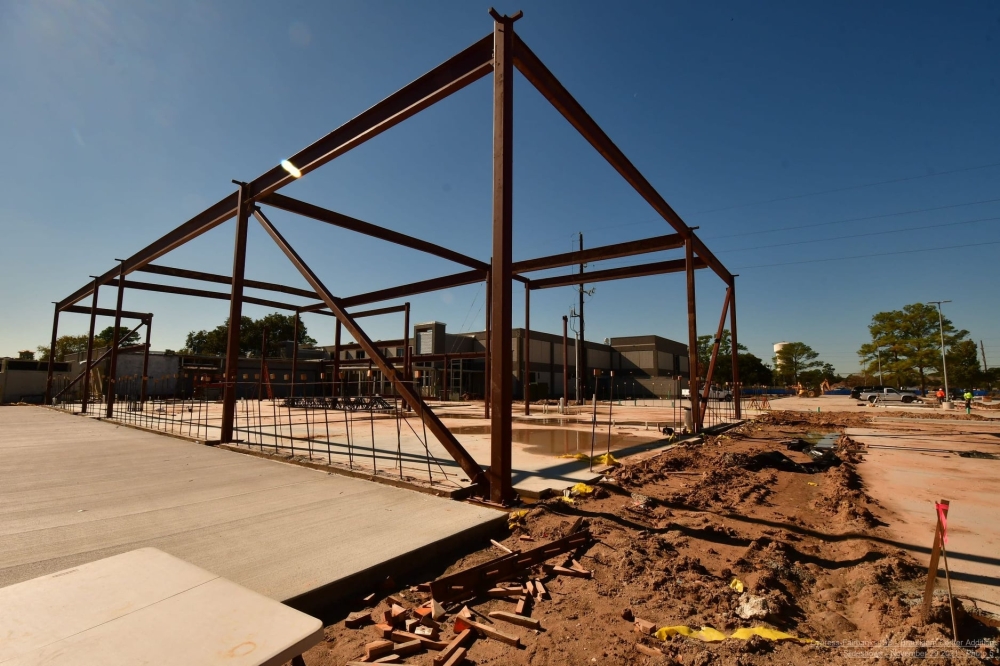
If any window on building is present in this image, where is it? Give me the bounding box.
[396,348,404,358]
[300,373,307,381]
[242,373,248,379]
[254,373,260,379]
[356,350,366,359]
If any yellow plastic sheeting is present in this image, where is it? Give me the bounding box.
[593,452,620,467]
[559,453,590,460]
[508,509,529,528]
[655,624,812,644]
[730,627,813,643]
[558,496,575,505]
[571,483,595,496]
[729,578,745,593]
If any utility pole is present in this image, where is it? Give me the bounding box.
[578,232,586,405]
[929,300,951,400]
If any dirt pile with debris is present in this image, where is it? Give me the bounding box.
[299,415,998,665]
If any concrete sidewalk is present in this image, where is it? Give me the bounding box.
[0,406,504,615]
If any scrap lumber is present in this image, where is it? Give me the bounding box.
[373,655,401,664]
[431,598,447,620]
[534,579,549,600]
[375,623,394,639]
[634,618,656,635]
[440,646,467,666]
[487,587,523,598]
[551,564,592,578]
[491,538,513,553]
[515,596,528,616]
[389,629,448,650]
[488,610,541,630]
[430,530,591,603]
[345,611,373,629]
[636,644,665,657]
[364,639,394,660]
[433,629,472,666]
[393,639,422,656]
[454,615,521,647]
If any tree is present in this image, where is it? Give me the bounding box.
[774,342,822,384]
[184,313,315,357]
[696,329,772,386]
[96,326,141,348]
[947,340,982,388]
[36,334,90,362]
[858,303,968,392]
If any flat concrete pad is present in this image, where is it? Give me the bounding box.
[848,421,1000,607]
[0,407,504,612]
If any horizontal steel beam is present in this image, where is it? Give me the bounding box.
[106,279,322,314]
[57,33,494,311]
[349,304,408,319]
[512,234,684,274]
[300,269,486,313]
[138,264,318,300]
[512,35,732,282]
[529,257,705,290]
[259,196,490,272]
[63,306,151,321]
[333,339,405,352]
[411,351,485,362]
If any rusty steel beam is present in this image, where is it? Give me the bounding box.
[512,35,732,283]
[403,303,411,380]
[44,304,60,404]
[698,286,732,429]
[138,264,318,300]
[253,208,487,489]
[562,315,569,403]
[300,269,485,313]
[489,10,518,504]
[221,185,251,444]
[410,351,484,363]
[104,279,325,315]
[729,277,742,419]
[349,304,408,319]
[140,316,152,402]
[80,278,100,414]
[484,269,491,419]
[512,234,684,274]
[57,33,494,311]
[62,305,150,320]
[523,282,530,415]
[530,257,704,290]
[105,262,127,418]
[685,239,701,432]
[260,196,489,272]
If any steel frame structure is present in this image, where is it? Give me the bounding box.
[45,11,738,503]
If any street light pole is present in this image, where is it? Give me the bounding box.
[929,300,952,400]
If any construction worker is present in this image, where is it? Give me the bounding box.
[964,389,974,414]
[936,387,946,404]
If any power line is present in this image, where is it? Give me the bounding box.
[717,215,1000,254]
[704,197,1000,240]
[692,161,1000,216]
[735,239,1000,270]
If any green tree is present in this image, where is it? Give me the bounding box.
[947,340,982,388]
[696,330,772,386]
[858,303,968,392]
[184,313,315,357]
[36,334,90,361]
[774,342,822,384]
[96,326,141,348]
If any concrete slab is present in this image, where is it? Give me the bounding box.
[0,406,505,615]
[848,422,1000,607]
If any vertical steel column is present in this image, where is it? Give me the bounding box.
[220,183,251,443]
[333,320,342,397]
[291,312,300,398]
[524,282,530,415]
[729,277,742,419]
[140,316,152,403]
[489,9,518,503]
[698,286,732,430]
[562,315,569,403]
[484,269,491,418]
[403,303,411,380]
[105,261,126,418]
[578,232,586,404]
[44,303,60,404]
[685,238,701,432]
[442,355,449,401]
[258,326,268,400]
[80,277,100,414]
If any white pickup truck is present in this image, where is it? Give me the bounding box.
[681,387,734,401]
[858,387,918,404]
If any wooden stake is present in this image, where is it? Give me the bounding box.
[921,499,948,620]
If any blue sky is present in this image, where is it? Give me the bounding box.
[2,0,998,374]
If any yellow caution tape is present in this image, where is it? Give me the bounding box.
[571,483,595,496]
[558,496,575,505]
[655,624,812,644]
[729,578,744,593]
[807,482,818,486]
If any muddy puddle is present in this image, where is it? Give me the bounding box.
[448,425,663,457]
